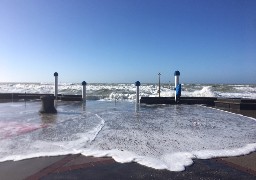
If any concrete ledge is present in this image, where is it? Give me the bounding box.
[140,97,176,104]
[140,97,217,106]
[0,93,54,100]
[0,93,82,102]
[141,97,256,110]
[215,98,256,110]
[59,95,82,101]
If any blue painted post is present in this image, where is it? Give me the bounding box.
[54,72,58,100]
[174,71,181,102]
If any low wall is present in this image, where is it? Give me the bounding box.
[140,97,217,106]
[0,93,81,102]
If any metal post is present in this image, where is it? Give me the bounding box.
[82,81,87,102]
[174,71,181,102]
[135,81,140,104]
[175,74,179,88]
[158,73,161,97]
[135,81,140,112]
[54,72,58,100]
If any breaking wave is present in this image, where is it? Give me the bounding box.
[0,83,256,101]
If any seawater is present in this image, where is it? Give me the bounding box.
[1,83,256,100]
[0,100,255,171]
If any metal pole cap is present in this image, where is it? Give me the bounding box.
[82,81,87,86]
[135,81,141,86]
[174,71,180,76]
[54,72,58,76]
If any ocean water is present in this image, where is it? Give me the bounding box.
[0,83,256,171]
[1,82,256,100]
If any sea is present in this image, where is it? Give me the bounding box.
[0,83,255,171]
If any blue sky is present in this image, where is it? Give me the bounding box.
[0,0,255,84]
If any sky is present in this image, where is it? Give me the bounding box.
[0,0,255,84]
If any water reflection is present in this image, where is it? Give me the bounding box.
[135,103,140,113]
[40,113,57,125]
[82,102,86,112]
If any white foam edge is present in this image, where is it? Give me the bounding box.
[0,143,255,172]
[81,148,168,170]
[81,143,256,172]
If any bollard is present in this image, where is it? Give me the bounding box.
[174,71,180,88]
[39,95,57,113]
[158,73,161,97]
[135,81,140,104]
[135,81,140,112]
[174,71,181,103]
[82,81,87,102]
[54,72,58,100]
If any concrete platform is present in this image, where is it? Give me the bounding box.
[0,100,255,179]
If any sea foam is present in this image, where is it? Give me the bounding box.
[0,101,255,171]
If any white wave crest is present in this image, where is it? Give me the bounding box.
[191,86,217,97]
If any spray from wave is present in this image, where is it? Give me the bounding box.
[0,83,256,100]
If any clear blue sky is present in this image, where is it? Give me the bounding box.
[0,0,255,84]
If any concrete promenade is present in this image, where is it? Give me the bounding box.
[0,151,255,180]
